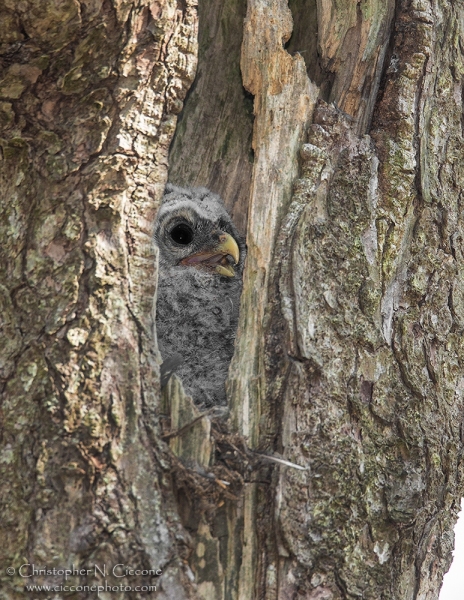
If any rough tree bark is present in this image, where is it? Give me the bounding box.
[1,1,464,600]
[171,0,464,599]
[0,1,198,598]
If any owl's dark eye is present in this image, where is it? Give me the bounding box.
[169,223,194,245]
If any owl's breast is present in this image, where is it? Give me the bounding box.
[156,267,242,407]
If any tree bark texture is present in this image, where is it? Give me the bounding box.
[172,0,464,599]
[1,0,464,599]
[245,1,464,599]
[0,1,197,598]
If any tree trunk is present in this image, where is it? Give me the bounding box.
[0,1,198,597]
[1,1,463,600]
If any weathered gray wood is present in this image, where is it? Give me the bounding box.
[233,0,464,598]
[170,0,464,598]
[168,0,253,235]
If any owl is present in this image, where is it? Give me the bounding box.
[154,184,246,408]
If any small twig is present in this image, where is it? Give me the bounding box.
[252,452,309,471]
[162,409,215,440]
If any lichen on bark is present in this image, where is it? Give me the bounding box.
[251,1,464,598]
[0,0,198,597]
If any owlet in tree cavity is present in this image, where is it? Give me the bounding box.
[154,184,246,408]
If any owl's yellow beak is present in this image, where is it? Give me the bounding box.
[215,233,240,263]
[179,231,240,277]
[212,232,240,277]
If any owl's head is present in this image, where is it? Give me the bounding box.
[154,184,245,277]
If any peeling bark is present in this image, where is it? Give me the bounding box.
[170,0,464,599]
[234,1,464,598]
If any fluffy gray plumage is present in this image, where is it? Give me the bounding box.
[154,184,245,408]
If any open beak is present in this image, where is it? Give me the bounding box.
[179,232,240,277]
